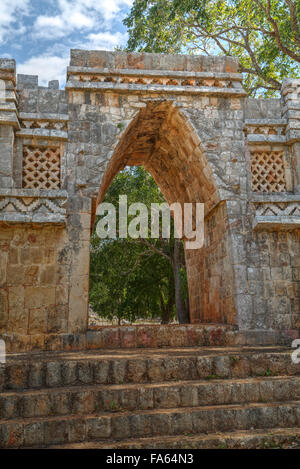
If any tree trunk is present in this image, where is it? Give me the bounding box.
[173,239,189,323]
[161,304,171,324]
[160,287,174,324]
[184,298,190,322]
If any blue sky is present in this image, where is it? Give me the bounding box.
[0,0,133,87]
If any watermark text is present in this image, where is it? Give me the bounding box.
[96,196,204,250]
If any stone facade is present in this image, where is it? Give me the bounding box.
[0,50,299,349]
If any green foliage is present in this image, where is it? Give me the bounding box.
[264,367,277,376]
[260,438,282,449]
[124,0,300,96]
[89,167,188,323]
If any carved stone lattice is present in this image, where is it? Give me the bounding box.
[251,150,286,192]
[22,146,61,189]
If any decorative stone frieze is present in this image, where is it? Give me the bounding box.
[16,128,68,141]
[244,119,287,145]
[0,189,68,225]
[244,119,287,136]
[19,112,68,126]
[67,66,246,95]
[66,78,247,96]
[252,194,300,230]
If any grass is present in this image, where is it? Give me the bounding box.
[205,374,222,380]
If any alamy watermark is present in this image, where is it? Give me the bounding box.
[0,339,6,364]
[291,339,300,364]
[96,196,204,249]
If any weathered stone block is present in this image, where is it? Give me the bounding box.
[0,422,24,448]
[72,390,94,414]
[46,362,62,387]
[77,361,93,384]
[44,419,68,445]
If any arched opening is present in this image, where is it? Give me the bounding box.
[90,165,189,326]
[91,101,238,326]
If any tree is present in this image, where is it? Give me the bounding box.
[89,167,190,324]
[124,0,300,96]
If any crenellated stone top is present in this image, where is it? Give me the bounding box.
[70,49,239,73]
[17,74,60,91]
[66,49,246,96]
[0,58,16,85]
[0,59,19,129]
[280,79,300,144]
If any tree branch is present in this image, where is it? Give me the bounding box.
[121,249,154,276]
[284,0,300,46]
[193,22,281,90]
[243,29,281,89]
[138,238,173,265]
[252,0,300,62]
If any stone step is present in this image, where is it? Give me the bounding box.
[1,346,298,391]
[48,427,300,449]
[4,324,237,354]
[0,376,299,420]
[1,401,300,448]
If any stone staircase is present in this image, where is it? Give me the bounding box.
[0,337,300,448]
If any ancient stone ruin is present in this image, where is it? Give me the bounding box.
[0,50,299,350]
[0,50,299,449]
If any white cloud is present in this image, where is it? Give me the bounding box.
[68,11,94,28]
[35,15,64,30]
[58,0,133,22]
[87,31,128,50]
[33,0,133,39]
[17,29,128,87]
[83,0,133,21]
[13,0,132,87]
[0,0,30,43]
[18,54,69,87]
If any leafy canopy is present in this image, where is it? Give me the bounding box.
[124,0,300,96]
[90,167,188,323]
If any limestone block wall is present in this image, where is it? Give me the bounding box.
[65,50,249,328]
[186,201,237,325]
[0,195,91,338]
[247,230,300,330]
[0,225,68,335]
[0,61,91,340]
[242,85,300,333]
[0,50,299,348]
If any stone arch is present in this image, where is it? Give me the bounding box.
[94,101,238,325]
[96,101,219,210]
[2,50,299,348]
